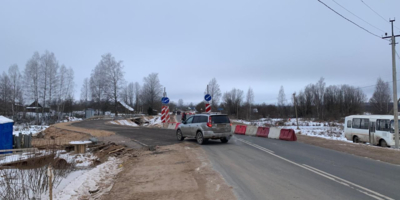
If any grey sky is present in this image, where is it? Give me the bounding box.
[1,0,400,105]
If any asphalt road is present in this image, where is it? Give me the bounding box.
[201,135,400,200]
[72,119,400,200]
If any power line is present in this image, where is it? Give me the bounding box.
[318,0,383,39]
[360,0,400,31]
[331,0,386,33]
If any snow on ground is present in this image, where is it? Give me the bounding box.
[13,125,49,136]
[53,157,123,200]
[145,116,162,126]
[0,150,98,167]
[110,119,138,127]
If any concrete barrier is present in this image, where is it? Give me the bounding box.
[245,126,258,136]
[268,127,281,139]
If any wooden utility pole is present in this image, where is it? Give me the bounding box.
[48,165,54,200]
[382,19,400,149]
[293,93,299,130]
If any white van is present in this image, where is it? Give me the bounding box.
[344,115,398,147]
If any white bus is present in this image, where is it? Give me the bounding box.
[344,115,398,147]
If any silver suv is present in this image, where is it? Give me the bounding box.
[176,114,232,144]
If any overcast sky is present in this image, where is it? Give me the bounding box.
[1,0,400,105]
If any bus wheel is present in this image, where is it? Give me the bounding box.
[380,139,388,147]
[353,136,359,143]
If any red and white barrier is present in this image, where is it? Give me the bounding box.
[205,103,211,113]
[233,124,296,141]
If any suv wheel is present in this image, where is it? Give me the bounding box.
[353,136,359,143]
[176,130,184,141]
[221,138,229,143]
[196,132,205,145]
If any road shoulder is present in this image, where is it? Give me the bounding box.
[102,142,236,200]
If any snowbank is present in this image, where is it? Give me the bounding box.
[110,119,138,127]
[54,157,123,200]
[13,125,49,136]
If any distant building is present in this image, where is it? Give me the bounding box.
[26,101,50,113]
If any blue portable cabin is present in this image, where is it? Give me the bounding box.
[0,116,14,154]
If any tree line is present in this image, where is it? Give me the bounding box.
[0,51,74,123]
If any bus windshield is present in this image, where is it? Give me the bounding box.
[390,120,400,132]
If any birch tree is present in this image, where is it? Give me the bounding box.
[134,82,141,112]
[246,87,254,120]
[206,78,222,110]
[24,52,41,123]
[8,64,23,119]
[80,78,90,108]
[98,53,125,116]
[142,73,162,114]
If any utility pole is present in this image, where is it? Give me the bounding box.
[382,19,400,148]
[293,93,299,130]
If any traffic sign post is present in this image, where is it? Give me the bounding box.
[205,85,212,113]
[161,87,170,123]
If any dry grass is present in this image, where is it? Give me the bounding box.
[32,121,114,148]
[53,121,114,137]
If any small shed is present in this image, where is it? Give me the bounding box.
[85,108,95,119]
[0,116,14,154]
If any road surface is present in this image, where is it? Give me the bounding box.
[72,120,400,200]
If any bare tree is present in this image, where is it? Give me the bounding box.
[0,72,11,115]
[142,73,163,114]
[56,65,67,119]
[99,53,125,116]
[134,82,141,113]
[313,77,326,119]
[246,87,254,120]
[80,78,90,108]
[127,82,135,107]
[370,78,391,114]
[178,99,184,109]
[277,86,287,117]
[90,59,109,113]
[206,78,222,110]
[24,52,41,123]
[8,64,23,119]
[222,88,244,118]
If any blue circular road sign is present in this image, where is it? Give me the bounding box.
[162,97,170,104]
[205,94,212,101]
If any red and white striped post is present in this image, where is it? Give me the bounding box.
[205,103,211,113]
[161,106,166,123]
[165,106,170,122]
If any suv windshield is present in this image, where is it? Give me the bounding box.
[211,115,230,124]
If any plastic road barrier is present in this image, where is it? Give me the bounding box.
[256,127,270,138]
[268,127,281,139]
[234,125,247,135]
[245,126,258,136]
[279,129,297,141]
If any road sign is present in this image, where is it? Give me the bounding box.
[205,94,212,101]
[162,97,170,104]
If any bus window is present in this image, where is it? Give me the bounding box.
[352,118,361,129]
[347,120,351,128]
[377,119,390,131]
[360,119,369,129]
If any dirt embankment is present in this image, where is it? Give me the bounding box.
[297,135,400,165]
[102,143,236,200]
[32,121,115,148]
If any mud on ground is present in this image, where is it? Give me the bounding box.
[102,143,236,200]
